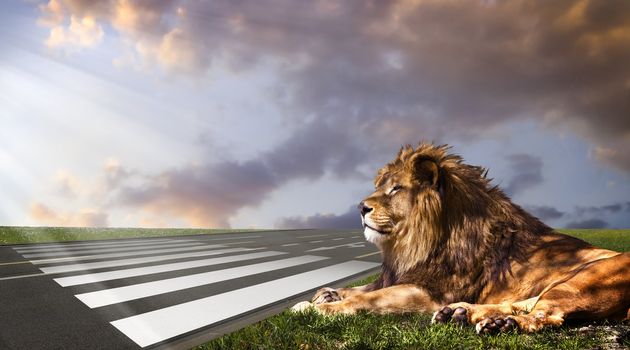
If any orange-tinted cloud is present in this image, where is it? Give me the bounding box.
[44,14,103,51]
[30,202,109,227]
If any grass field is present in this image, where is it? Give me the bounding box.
[0,226,262,245]
[199,229,630,350]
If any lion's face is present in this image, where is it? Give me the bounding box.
[359,146,443,247]
[360,171,415,245]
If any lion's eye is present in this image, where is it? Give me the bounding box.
[389,185,403,195]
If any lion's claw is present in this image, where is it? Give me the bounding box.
[432,306,468,325]
[475,316,518,334]
[312,287,342,304]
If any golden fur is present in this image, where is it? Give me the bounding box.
[292,143,630,334]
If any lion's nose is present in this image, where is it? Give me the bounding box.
[358,201,373,217]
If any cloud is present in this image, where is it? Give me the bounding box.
[36,0,630,172]
[55,170,82,197]
[565,218,608,229]
[521,201,630,228]
[275,206,361,229]
[30,1,630,227]
[522,201,630,228]
[602,203,623,212]
[264,119,368,181]
[110,119,368,227]
[30,202,108,227]
[103,157,131,188]
[523,205,565,220]
[45,15,104,51]
[504,154,544,196]
[115,159,277,228]
[574,202,629,217]
[590,145,630,174]
[38,0,64,26]
[24,118,367,228]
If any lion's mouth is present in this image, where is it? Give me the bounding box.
[364,223,387,235]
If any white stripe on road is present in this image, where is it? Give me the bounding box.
[76,255,329,308]
[299,234,329,239]
[306,241,366,252]
[32,245,229,268]
[308,240,324,243]
[203,235,262,241]
[22,242,205,259]
[12,238,175,251]
[15,239,190,253]
[332,238,344,241]
[111,260,380,347]
[54,251,286,287]
[38,247,249,274]
[219,240,256,246]
[281,243,299,247]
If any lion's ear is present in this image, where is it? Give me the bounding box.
[412,156,440,189]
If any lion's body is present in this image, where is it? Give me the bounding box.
[293,143,630,333]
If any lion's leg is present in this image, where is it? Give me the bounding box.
[437,253,630,334]
[294,284,439,315]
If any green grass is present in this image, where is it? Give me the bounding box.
[198,229,630,350]
[0,226,263,245]
[557,229,630,252]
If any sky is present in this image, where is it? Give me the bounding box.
[1,0,629,230]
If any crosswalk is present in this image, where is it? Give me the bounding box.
[11,235,379,348]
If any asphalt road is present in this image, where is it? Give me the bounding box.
[0,229,382,349]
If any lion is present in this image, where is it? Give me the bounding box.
[292,143,630,334]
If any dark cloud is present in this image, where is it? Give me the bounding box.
[565,218,608,229]
[522,201,630,228]
[575,202,627,217]
[275,206,361,229]
[524,205,565,221]
[602,203,623,212]
[504,154,544,196]
[39,0,630,172]
[265,119,368,181]
[559,201,630,229]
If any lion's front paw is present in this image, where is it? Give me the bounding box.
[315,301,356,315]
[432,305,470,325]
[475,316,518,334]
[291,301,314,313]
[312,287,342,304]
